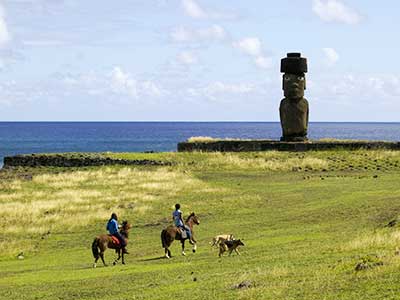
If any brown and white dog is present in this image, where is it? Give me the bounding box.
[218,239,244,257]
[210,234,234,247]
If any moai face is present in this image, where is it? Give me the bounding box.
[283,73,306,99]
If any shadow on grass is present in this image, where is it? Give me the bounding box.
[138,256,167,262]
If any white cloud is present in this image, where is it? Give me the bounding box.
[233,37,262,56]
[187,81,259,100]
[233,37,271,69]
[181,0,235,20]
[182,0,207,19]
[110,67,164,98]
[22,40,66,47]
[177,51,198,65]
[323,47,339,66]
[111,67,138,98]
[312,0,362,25]
[310,73,400,104]
[254,56,272,69]
[170,25,227,43]
[0,4,11,46]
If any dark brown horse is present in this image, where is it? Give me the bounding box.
[92,220,131,267]
[161,212,200,258]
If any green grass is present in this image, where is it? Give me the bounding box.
[1,150,400,299]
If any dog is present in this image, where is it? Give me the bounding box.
[218,239,244,257]
[210,234,234,247]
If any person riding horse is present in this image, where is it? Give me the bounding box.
[107,213,129,254]
[172,204,193,243]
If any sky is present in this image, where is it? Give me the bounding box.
[0,0,399,122]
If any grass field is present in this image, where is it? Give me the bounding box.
[1,150,400,299]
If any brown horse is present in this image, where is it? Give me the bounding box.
[92,220,131,267]
[161,212,200,258]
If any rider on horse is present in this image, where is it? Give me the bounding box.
[107,213,129,254]
[172,204,192,242]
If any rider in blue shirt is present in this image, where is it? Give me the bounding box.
[106,213,128,254]
[172,204,192,241]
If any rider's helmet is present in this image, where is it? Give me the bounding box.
[175,203,181,210]
[111,212,118,220]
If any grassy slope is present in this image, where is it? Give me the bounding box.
[1,150,400,299]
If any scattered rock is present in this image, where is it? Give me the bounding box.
[355,255,383,271]
[355,262,369,271]
[3,154,172,168]
[385,219,398,227]
[233,280,252,290]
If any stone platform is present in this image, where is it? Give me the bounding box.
[3,154,171,168]
[177,140,400,152]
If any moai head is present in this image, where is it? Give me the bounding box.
[281,53,307,99]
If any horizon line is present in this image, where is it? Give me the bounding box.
[0,121,400,124]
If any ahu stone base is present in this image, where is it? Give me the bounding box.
[178,140,400,152]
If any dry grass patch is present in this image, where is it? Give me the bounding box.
[203,152,328,171]
[186,136,246,143]
[187,136,218,143]
[341,230,400,252]
[0,167,209,255]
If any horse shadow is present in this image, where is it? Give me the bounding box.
[139,256,167,262]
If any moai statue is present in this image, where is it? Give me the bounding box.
[279,53,309,141]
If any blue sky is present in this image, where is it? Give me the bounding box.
[0,0,399,121]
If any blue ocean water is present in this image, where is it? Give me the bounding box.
[1,122,400,167]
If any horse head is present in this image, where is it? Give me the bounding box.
[120,220,132,238]
[122,220,132,230]
[186,212,200,225]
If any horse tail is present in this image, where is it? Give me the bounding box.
[92,238,99,259]
[161,230,167,248]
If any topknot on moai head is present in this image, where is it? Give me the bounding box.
[280,53,307,75]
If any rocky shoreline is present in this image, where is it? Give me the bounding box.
[3,154,172,168]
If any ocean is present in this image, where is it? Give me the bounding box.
[1,122,400,167]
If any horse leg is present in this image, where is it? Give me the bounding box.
[192,242,197,253]
[100,251,107,266]
[165,247,170,259]
[113,249,121,265]
[122,251,125,265]
[93,255,99,268]
[181,240,186,256]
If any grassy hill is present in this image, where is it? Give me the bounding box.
[1,150,400,299]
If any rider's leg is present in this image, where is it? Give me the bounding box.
[185,227,194,244]
[114,232,129,254]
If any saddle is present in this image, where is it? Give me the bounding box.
[109,235,120,246]
[177,227,188,239]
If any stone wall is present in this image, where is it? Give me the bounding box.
[178,140,400,152]
[3,154,171,168]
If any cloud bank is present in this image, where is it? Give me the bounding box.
[312,0,362,24]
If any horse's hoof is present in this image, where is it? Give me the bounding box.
[192,249,196,253]
[182,252,186,256]
[113,262,117,266]
[165,254,170,259]
[122,262,125,265]
[93,263,97,268]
